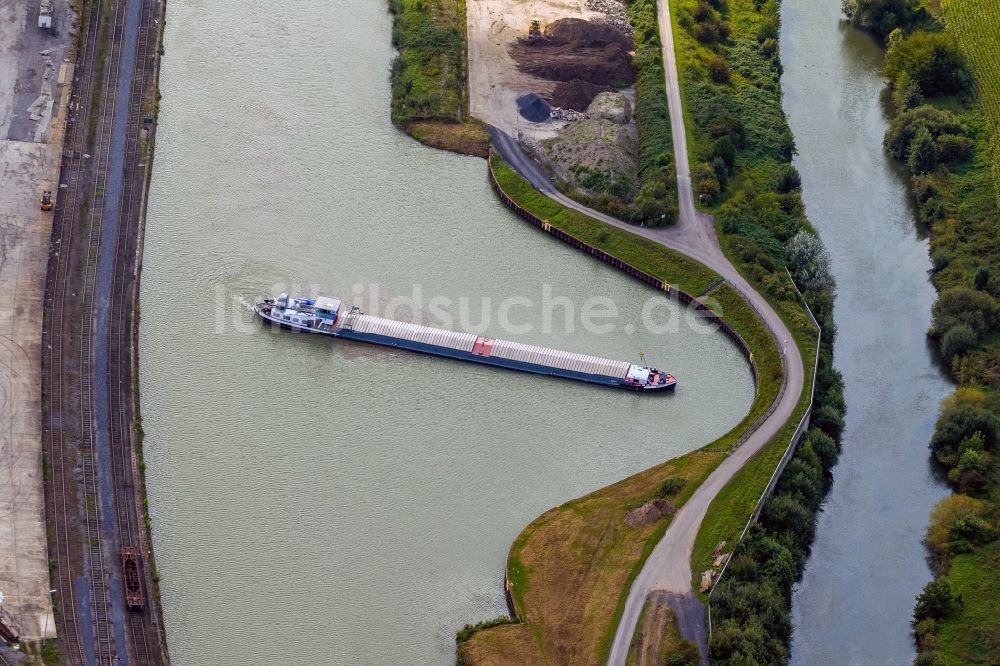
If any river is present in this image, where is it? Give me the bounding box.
[137,0,754,663]
[780,2,953,664]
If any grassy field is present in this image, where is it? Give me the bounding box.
[457,155,789,665]
[491,155,718,295]
[933,540,1000,664]
[388,0,488,155]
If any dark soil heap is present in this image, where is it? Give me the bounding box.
[509,18,634,91]
[549,79,616,111]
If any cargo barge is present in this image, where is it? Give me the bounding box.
[254,294,676,392]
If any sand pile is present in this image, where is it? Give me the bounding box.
[509,18,634,87]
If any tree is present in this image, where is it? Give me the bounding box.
[761,494,815,549]
[885,106,964,160]
[936,134,973,163]
[775,164,802,193]
[931,287,999,339]
[842,0,921,36]
[712,137,737,171]
[974,267,991,291]
[803,428,840,472]
[787,231,834,292]
[907,126,939,174]
[926,494,987,556]
[913,579,960,622]
[930,403,1000,465]
[812,404,845,440]
[885,31,970,97]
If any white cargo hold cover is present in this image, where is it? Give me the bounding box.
[626,365,651,383]
[344,314,478,352]
[490,339,631,378]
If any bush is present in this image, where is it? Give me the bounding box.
[941,324,979,364]
[657,476,686,497]
[708,56,732,83]
[455,616,514,644]
[664,639,701,666]
[914,579,960,622]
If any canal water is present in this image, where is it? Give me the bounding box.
[138,0,753,663]
[780,2,953,664]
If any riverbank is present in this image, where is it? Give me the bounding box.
[389,0,489,156]
[855,1,1000,663]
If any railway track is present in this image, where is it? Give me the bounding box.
[42,0,166,661]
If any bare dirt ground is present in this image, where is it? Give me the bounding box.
[0,0,72,641]
[467,0,605,141]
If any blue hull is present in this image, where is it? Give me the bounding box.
[255,307,676,393]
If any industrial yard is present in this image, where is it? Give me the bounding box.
[0,0,71,646]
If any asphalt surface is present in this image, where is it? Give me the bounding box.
[488,0,806,660]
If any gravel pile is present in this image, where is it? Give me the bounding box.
[587,0,633,35]
[550,107,587,122]
[516,93,552,123]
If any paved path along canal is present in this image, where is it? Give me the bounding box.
[780,2,953,664]
[137,0,755,664]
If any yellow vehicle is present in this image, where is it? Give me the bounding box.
[40,191,53,211]
[529,17,542,38]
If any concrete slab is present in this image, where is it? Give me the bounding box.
[0,0,73,641]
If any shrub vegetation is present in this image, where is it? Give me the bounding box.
[388,0,488,155]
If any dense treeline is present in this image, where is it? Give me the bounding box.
[664,0,847,662]
[848,1,1000,664]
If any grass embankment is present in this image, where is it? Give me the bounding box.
[666,0,846,662]
[854,1,1000,663]
[388,0,488,156]
[491,154,717,295]
[458,156,784,665]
